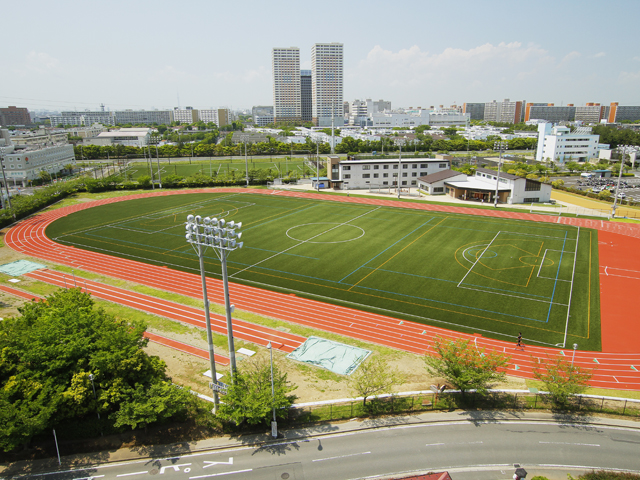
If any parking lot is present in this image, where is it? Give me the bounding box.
[554,174,640,203]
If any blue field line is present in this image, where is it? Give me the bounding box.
[545,230,568,323]
[338,218,435,283]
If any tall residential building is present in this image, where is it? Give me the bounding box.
[173,107,198,124]
[114,110,173,125]
[0,106,31,126]
[300,69,312,123]
[484,99,524,123]
[251,106,274,127]
[574,103,606,124]
[311,43,344,127]
[272,47,301,122]
[607,102,640,123]
[50,110,116,127]
[462,103,485,121]
[524,103,576,123]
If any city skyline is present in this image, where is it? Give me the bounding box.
[3,0,640,112]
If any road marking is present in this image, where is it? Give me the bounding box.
[204,458,233,468]
[116,472,148,477]
[312,451,371,462]
[539,441,600,447]
[159,463,191,474]
[425,443,445,446]
[189,469,253,479]
[73,476,104,480]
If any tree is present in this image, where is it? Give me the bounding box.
[217,357,297,426]
[348,355,405,405]
[566,161,581,173]
[0,288,192,451]
[424,336,511,397]
[533,355,593,407]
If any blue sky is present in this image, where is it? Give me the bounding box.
[3,0,639,112]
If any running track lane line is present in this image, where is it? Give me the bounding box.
[5,189,640,390]
[0,284,229,363]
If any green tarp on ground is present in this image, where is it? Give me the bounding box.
[286,336,371,375]
[0,260,46,276]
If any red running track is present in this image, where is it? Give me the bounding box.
[5,189,640,390]
[0,284,226,363]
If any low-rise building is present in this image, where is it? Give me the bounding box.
[327,155,451,190]
[83,128,151,147]
[536,124,600,163]
[419,167,551,204]
[0,129,75,187]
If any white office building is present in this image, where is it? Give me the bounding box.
[536,124,600,163]
[272,47,301,122]
[312,43,344,127]
[0,129,75,187]
[84,128,151,147]
[173,107,198,124]
[328,156,450,190]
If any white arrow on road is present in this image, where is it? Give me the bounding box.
[203,458,233,468]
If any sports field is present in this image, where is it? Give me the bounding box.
[46,192,601,350]
[126,159,310,179]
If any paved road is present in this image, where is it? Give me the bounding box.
[3,412,639,480]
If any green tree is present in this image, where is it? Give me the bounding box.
[424,336,511,397]
[0,288,192,451]
[217,357,297,426]
[533,355,593,408]
[348,355,405,405]
[565,161,581,173]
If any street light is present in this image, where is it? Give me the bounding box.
[571,343,578,367]
[493,141,508,207]
[611,144,631,218]
[267,342,277,438]
[185,214,244,391]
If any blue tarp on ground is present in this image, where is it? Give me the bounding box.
[286,336,371,375]
[0,260,46,276]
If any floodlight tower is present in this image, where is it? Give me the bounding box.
[493,141,508,207]
[185,214,244,407]
[611,144,631,218]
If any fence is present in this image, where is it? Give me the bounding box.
[287,390,640,425]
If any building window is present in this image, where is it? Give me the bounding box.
[383,173,388,178]
[344,174,351,179]
[362,174,370,178]
[525,179,541,191]
[383,181,388,185]
[343,165,350,171]
[402,164,408,169]
[383,165,389,169]
[433,187,444,193]
[439,163,447,168]
[412,172,417,177]
[411,180,417,186]
[393,165,398,169]
[362,165,371,170]
[373,173,379,178]
[412,164,417,168]
[420,172,427,176]
[374,165,379,169]
[401,181,407,186]
[402,172,407,177]
[524,197,540,203]
[421,164,428,168]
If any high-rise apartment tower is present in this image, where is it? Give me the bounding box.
[311,43,344,127]
[272,47,301,122]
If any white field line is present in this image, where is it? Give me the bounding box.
[562,226,580,348]
[230,206,382,278]
[537,249,575,281]
[457,231,501,288]
[537,249,549,278]
[457,284,569,306]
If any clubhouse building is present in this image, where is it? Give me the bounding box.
[417,168,552,204]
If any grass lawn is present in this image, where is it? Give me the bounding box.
[46,191,601,350]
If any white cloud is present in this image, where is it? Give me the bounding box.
[13,51,61,75]
[594,52,606,58]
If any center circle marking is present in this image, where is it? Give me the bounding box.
[286,223,365,244]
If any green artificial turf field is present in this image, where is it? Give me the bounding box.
[126,159,310,179]
[46,192,601,350]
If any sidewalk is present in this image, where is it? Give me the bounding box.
[2,410,639,478]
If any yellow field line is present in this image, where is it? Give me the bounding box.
[348,217,448,291]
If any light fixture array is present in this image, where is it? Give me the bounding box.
[185,214,243,250]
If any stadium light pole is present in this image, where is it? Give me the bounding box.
[316,142,320,192]
[493,141,508,207]
[268,341,277,438]
[397,144,402,199]
[244,142,249,187]
[611,144,630,218]
[571,343,578,366]
[155,145,162,188]
[186,214,244,382]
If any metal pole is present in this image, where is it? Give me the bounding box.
[0,153,14,216]
[197,242,220,413]
[155,145,162,188]
[611,145,626,218]
[89,374,100,420]
[220,249,237,376]
[245,142,249,187]
[53,429,61,466]
[316,142,320,192]
[268,342,277,437]
[397,145,402,199]
[571,344,578,366]
[493,142,505,207]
